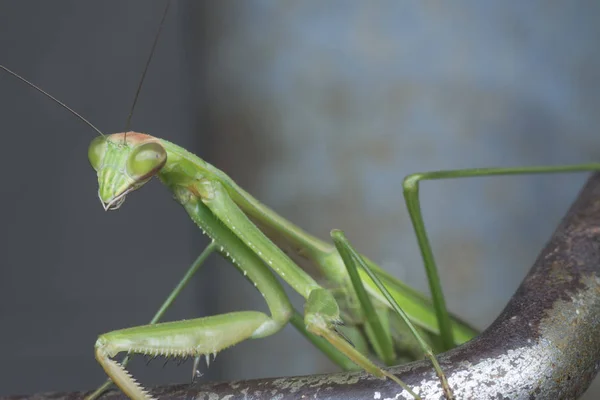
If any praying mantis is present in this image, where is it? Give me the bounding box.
[1,53,479,396]
[1,1,600,398]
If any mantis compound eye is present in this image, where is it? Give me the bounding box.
[126,142,167,181]
[88,136,108,171]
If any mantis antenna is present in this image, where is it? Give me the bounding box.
[123,0,172,142]
[0,64,105,137]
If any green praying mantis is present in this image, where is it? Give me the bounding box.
[5,62,600,399]
[3,5,600,400]
[81,131,600,400]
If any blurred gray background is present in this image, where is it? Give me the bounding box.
[1,1,599,398]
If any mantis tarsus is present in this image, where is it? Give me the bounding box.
[4,4,600,400]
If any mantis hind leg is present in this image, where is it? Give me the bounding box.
[402,163,600,351]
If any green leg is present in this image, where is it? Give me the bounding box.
[288,309,361,371]
[85,242,217,400]
[331,229,452,399]
[403,163,600,350]
[303,288,420,399]
[91,251,293,400]
[331,231,396,366]
[94,311,279,400]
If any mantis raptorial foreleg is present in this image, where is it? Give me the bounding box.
[87,242,217,399]
[92,184,295,399]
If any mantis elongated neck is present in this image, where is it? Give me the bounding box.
[155,137,334,261]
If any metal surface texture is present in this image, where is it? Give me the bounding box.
[6,172,600,400]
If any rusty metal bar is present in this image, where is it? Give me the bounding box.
[5,173,600,399]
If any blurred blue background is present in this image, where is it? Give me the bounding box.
[0,1,599,397]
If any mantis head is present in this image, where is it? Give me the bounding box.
[88,132,167,211]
